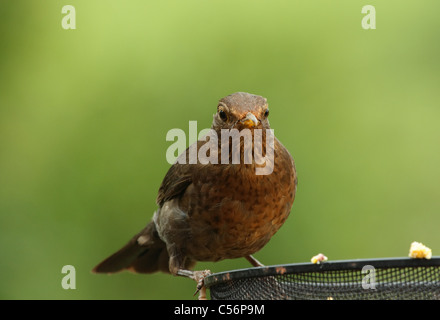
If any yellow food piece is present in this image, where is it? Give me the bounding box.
[311,253,328,264]
[409,241,432,259]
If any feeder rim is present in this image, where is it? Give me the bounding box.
[204,256,440,288]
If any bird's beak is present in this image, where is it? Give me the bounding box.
[240,112,259,128]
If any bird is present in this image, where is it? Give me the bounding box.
[92,92,298,299]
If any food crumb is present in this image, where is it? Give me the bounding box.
[409,241,432,259]
[311,253,328,264]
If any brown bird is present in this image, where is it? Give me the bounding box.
[93,92,297,299]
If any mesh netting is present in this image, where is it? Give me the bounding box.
[205,257,440,300]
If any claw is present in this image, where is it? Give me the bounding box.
[192,270,211,300]
[193,279,204,295]
[177,269,211,300]
[193,285,202,297]
[194,279,208,300]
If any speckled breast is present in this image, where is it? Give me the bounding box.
[182,140,297,262]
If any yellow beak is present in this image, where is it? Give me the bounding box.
[240,112,259,128]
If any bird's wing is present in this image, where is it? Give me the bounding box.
[156,164,192,206]
[156,142,201,206]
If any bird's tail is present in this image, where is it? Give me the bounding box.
[92,221,170,274]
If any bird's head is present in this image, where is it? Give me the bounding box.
[212,92,270,132]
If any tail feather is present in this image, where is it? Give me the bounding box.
[128,244,170,273]
[92,221,170,274]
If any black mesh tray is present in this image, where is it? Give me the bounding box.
[205,257,440,300]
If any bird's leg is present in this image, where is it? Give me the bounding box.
[245,255,265,267]
[168,249,211,299]
[176,269,212,300]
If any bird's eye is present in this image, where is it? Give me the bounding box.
[264,109,269,118]
[219,109,227,121]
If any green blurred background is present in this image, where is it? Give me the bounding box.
[1,0,439,299]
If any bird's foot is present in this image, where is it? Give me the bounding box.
[177,269,211,300]
[192,270,211,300]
